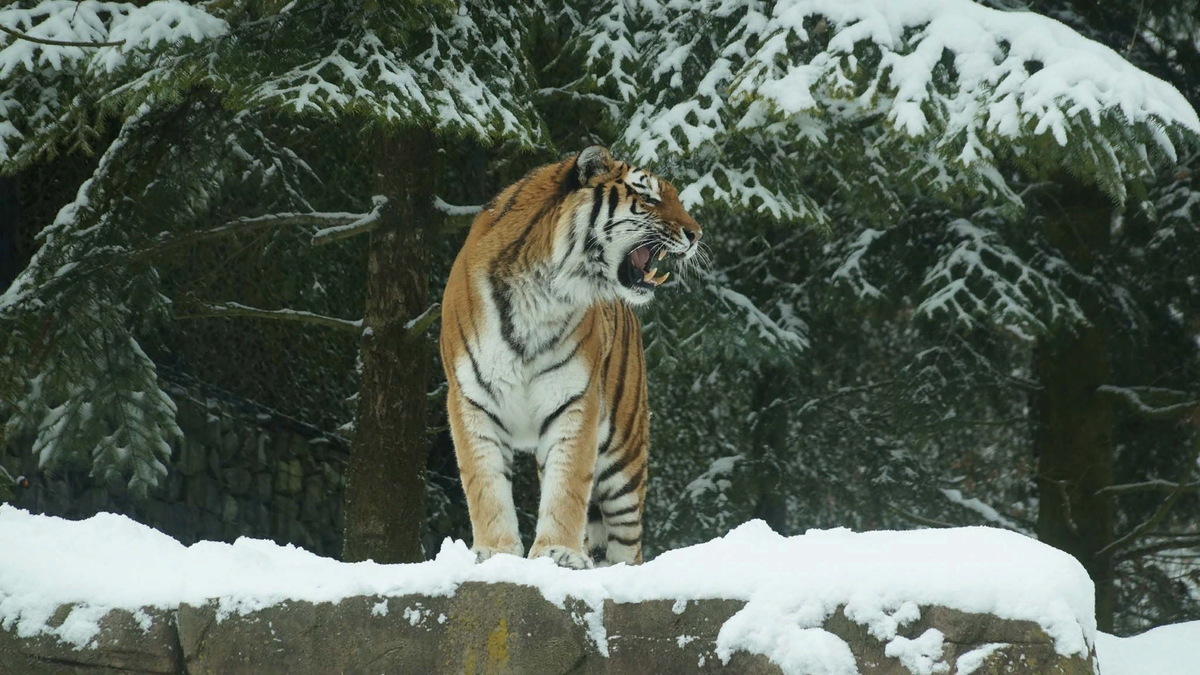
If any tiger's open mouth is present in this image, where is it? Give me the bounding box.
[619,242,678,291]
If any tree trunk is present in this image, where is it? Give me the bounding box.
[342,126,437,564]
[1033,179,1115,632]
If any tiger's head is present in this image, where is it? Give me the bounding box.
[564,146,703,306]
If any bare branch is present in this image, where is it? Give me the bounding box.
[404,303,441,341]
[1100,432,1200,555]
[178,301,362,332]
[1117,536,1200,562]
[939,487,1032,533]
[433,196,482,217]
[311,196,387,246]
[136,209,375,259]
[1098,479,1200,495]
[1099,385,1199,420]
[0,23,125,48]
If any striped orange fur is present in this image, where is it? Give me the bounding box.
[440,146,701,568]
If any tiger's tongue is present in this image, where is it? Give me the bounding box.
[631,245,651,270]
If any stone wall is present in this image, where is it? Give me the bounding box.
[0,585,1099,674]
[1,381,349,558]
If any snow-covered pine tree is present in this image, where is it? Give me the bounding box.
[1028,0,1200,634]
[1,1,230,496]
[0,0,544,562]
[559,0,1200,630]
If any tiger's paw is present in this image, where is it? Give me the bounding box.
[472,543,523,563]
[529,544,594,570]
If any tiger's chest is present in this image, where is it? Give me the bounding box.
[456,278,598,451]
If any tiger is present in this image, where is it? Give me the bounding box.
[439,146,702,569]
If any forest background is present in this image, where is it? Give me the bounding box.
[1,0,1198,638]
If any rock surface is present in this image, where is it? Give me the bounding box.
[0,583,1096,674]
[0,606,180,674]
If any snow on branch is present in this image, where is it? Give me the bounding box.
[223,210,366,235]
[0,1,227,77]
[403,303,441,342]
[568,1,639,103]
[137,205,380,256]
[678,157,825,224]
[0,101,152,314]
[246,7,540,144]
[684,455,743,502]
[711,285,809,352]
[620,0,1200,219]
[916,218,1086,338]
[433,196,482,218]
[1098,480,1200,496]
[0,2,228,164]
[310,196,386,246]
[183,301,363,333]
[1098,385,1200,420]
[0,23,124,48]
[831,228,887,300]
[736,0,1200,155]
[940,488,1030,534]
[6,300,180,497]
[1115,535,1200,562]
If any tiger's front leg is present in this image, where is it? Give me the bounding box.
[529,389,601,569]
[446,389,523,562]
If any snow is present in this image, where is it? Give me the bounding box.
[619,0,1199,216]
[746,0,1200,139]
[0,507,1105,674]
[433,196,483,217]
[940,488,1029,534]
[884,629,948,675]
[915,217,1086,337]
[831,228,887,300]
[713,285,809,351]
[245,9,540,143]
[685,454,742,500]
[0,3,542,158]
[953,643,1004,675]
[0,1,227,77]
[307,205,381,244]
[1095,621,1200,675]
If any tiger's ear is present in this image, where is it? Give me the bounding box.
[576,146,614,186]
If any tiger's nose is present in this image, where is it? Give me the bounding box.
[685,229,700,244]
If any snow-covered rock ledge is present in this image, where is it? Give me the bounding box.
[0,507,1099,674]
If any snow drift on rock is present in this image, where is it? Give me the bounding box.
[0,506,1097,674]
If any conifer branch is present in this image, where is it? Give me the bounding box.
[0,23,125,48]
[179,301,363,332]
[311,196,386,246]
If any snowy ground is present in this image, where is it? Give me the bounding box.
[0,506,1195,674]
[1095,622,1200,675]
